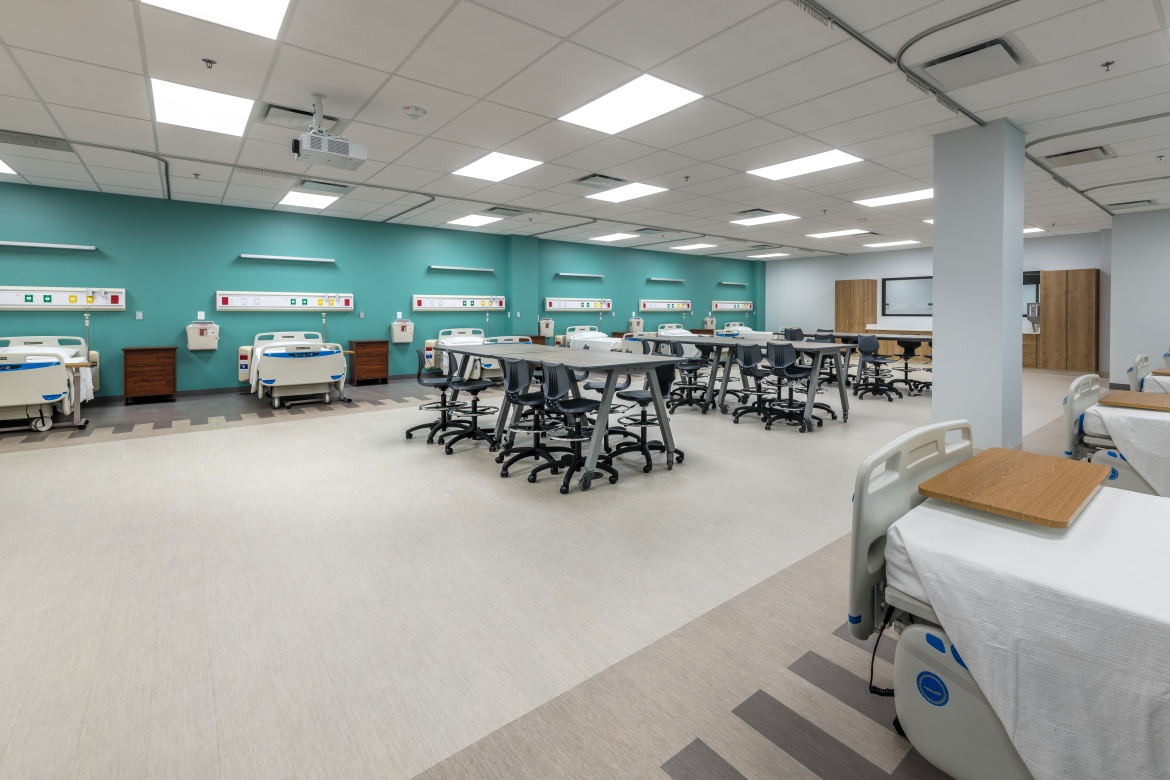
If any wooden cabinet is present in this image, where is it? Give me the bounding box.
[122,347,177,405]
[834,279,877,332]
[1036,269,1099,372]
[348,340,389,385]
[1022,334,1037,368]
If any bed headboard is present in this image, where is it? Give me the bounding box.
[849,420,973,640]
[723,321,746,328]
[658,323,684,333]
[1065,374,1101,459]
[254,331,323,345]
[437,328,484,339]
[484,336,531,344]
[0,335,88,353]
[1129,354,1149,391]
[565,325,598,335]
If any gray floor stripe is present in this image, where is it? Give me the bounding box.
[833,622,897,665]
[892,748,955,780]
[734,689,889,780]
[661,738,749,780]
[788,651,897,732]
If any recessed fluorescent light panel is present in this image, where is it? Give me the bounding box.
[142,0,291,39]
[586,182,667,203]
[0,159,15,175]
[807,229,869,238]
[151,79,253,136]
[447,215,503,227]
[855,189,934,208]
[730,213,800,226]
[864,240,920,247]
[453,152,542,182]
[1023,227,1044,233]
[590,233,639,242]
[748,252,789,258]
[279,191,338,209]
[559,75,702,135]
[924,219,934,224]
[748,150,863,181]
[672,243,716,250]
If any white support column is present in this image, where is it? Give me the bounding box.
[932,119,1025,449]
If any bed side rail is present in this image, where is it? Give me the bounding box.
[1129,354,1149,391]
[1065,374,1101,459]
[849,420,973,640]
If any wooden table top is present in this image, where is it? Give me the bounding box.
[1099,390,1170,412]
[1152,367,1170,376]
[918,447,1110,529]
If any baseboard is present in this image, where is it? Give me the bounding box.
[1109,382,1129,390]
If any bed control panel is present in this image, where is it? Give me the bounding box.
[238,346,253,382]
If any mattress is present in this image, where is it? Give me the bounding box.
[1080,405,1109,437]
[569,333,622,351]
[1140,374,1170,393]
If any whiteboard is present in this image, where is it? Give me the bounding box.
[883,277,933,316]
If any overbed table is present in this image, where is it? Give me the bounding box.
[439,343,686,490]
[632,333,850,428]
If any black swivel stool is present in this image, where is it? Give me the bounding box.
[890,339,926,396]
[813,330,841,385]
[528,361,619,493]
[495,357,572,477]
[668,341,708,412]
[405,347,469,443]
[766,342,835,431]
[439,361,501,453]
[583,366,638,450]
[854,335,902,402]
[783,327,806,342]
[730,343,773,424]
[609,364,684,472]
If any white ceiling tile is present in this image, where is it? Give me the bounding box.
[362,164,444,191]
[397,2,558,98]
[1020,92,1170,141]
[807,97,961,149]
[602,150,693,182]
[499,162,589,190]
[229,170,294,190]
[468,182,537,203]
[4,156,92,182]
[1,0,142,73]
[166,159,234,182]
[236,138,308,174]
[1015,0,1159,64]
[488,43,639,119]
[652,3,846,95]
[99,184,162,199]
[766,71,921,134]
[247,121,301,146]
[225,183,286,203]
[872,145,934,171]
[303,161,387,183]
[322,198,378,214]
[988,67,1170,130]
[618,99,755,150]
[670,119,796,161]
[172,192,222,204]
[497,122,607,162]
[156,123,243,163]
[12,49,150,119]
[342,187,410,205]
[354,76,477,133]
[90,166,163,189]
[74,146,160,174]
[474,0,613,37]
[321,210,364,219]
[169,177,227,198]
[0,143,76,163]
[263,46,388,120]
[404,173,488,199]
[0,47,36,100]
[806,170,915,197]
[712,134,832,173]
[342,122,424,163]
[571,0,772,72]
[717,41,892,116]
[140,5,276,99]
[48,104,156,148]
[502,191,578,209]
[552,137,659,173]
[22,176,98,191]
[286,0,455,73]
[392,137,488,172]
[431,102,548,150]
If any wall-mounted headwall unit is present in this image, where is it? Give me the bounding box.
[0,285,125,310]
[639,299,691,311]
[545,297,612,311]
[412,295,506,312]
[712,300,753,311]
[216,291,354,311]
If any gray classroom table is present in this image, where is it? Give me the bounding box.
[439,342,686,490]
[632,334,850,427]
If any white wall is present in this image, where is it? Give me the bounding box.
[1099,229,1111,374]
[1109,212,1170,386]
[766,231,1103,333]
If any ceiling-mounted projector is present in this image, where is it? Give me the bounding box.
[292,93,366,171]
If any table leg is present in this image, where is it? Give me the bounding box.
[717,347,734,414]
[581,370,617,487]
[493,394,514,442]
[835,350,850,422]
[702,345,722,413]
[803,352,825,431]
[648,366,676,466]
[844,345,856,386]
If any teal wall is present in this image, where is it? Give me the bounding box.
[0,182,759,397]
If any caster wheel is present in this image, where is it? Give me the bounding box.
[489,445,498,452]
[888,397,894,402]
[551,468,559,475]
[406,432,413,439]
[78,424,87,431]
[733,418,739,424]
[495,454,504,463]
[643,465,652,473]
[764,424,771,431]
[444,447,453,455]
[30,417,52,433]
[527,474,537,483]
[675,452,684,463]
[580,475,592,491]
[843,414,849,422]
[609,475,618,484]
[500,470,509,478]
[817,420,823,427]
[559,485,569,494]
[720,404,729,414]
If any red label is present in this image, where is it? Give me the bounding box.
[344,298,350,306]
[222,297,229,305]
[416,299,422,306]
[111,294,120,304]
[240,355,246,360]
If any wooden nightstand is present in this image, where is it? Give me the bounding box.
[349,340,389,385]
[122,347,177,405]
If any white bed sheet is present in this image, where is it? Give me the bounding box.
[1141,374,1170,394]
[568,333,623,351]
[885,490,1170,780]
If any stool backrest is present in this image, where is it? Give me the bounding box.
[897,340,918,357]
[815,329,834,342]
[734,343,762,369]
[858,335,879,355]
[766,341,797,370]
[501,357,531,398]
[784,327,805,342]
[539,361,573,409]
[669,340,686,358]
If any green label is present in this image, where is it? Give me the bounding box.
[302,299,308,305]
[43,295,51,303]
[24,294,33,302]
[290,298,296,305]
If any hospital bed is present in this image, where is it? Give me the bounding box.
[851,420,1170,780]
[1127,353,1170,393]
[1063,373,1157,495]
[655,324,698,357]
[481,335,531,376]
[0,335,98,433]
[567,329,625,352]
[553,324,599,347]
[423,328,505,379]
[239,331,349,409]
[717,322,759,334]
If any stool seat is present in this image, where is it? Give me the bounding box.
[450,377,496,393]
[616,389,652,403]
[557,397,600,414]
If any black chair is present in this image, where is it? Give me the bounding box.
[890,339,926,396]
[854,335,902,402]
[765,342,832,432]
[668,341,709,412]
[730,343,773,424]
[813,330,841,385]
[438,355,502,453]
[582,369,639,450]
[495,358,572,477]
[405,347,468,443]
[528,361,618,493]
[783,327,805,342]
[609,364,684,472]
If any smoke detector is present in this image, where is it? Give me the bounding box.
[1045,146,1117,168]
[402,106,426,120]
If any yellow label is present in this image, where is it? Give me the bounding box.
[69,295,78,303]
[86,295,94,303]
[328,299,334,305]
[317,299,323,305]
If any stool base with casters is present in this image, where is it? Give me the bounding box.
[407,395,468,443]
[607,405,684,473]
[529,424,619,494]
[438,390,499,453]
[496,413,571,478]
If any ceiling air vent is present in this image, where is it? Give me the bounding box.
[484,207,525,217]
[634,228,665,235]
[1109,200,1158,210]
[924,39,1022,89]
[574,173,626,190]
[296,179,352,195]
[1045,146,1117,168]
[735,209,773,218]
[0,130,73,153]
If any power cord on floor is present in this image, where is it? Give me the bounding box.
[869,605,895,697]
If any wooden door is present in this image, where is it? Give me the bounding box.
[1038,270,1067,369]
[835,279,876,333]
[834,280,849,332]
[1065,269,1099,372]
